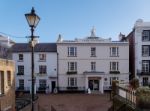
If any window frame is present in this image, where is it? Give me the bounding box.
[0,71,4,95]
[142,61,149,72]
[110,77,119,85]
[68,62,77,72]
[39,79,47,88]
[7,71,11,86]
[142,30,150,41]
[18,54,23,61]
[68,47,77,57]
[68,77,77,87]
[91,62,96,71]
[142,45,149,57]
[91,47,96,57]
[110,62,119,71]
[39,65,47,74]
[19,79,24,88]
[110,47,119,57]
[39,53,46,61]
[18,65,24,75]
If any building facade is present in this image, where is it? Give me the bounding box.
[127,19,150,86]
[57,29,129,93]
[12,43,57,93]
[0,59,15,111]
[0,35,15,59]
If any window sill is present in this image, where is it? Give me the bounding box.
[110,56,119,57]
[67,56,77,57]
[109,71,120,74]
[37,73,47,76]
[38,60,46,62]
[90,56,96,57]
[142,55,149,57]
[67,71,77,74]
[17,73,24,76]
[17,60,24,62]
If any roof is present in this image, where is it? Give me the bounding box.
[12,43,57,52]
[0,35,15,43]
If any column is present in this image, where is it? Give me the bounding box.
[100,77,104,94]
[85,76,88,91]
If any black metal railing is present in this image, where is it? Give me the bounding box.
[109,71,120,74]
[17,73,24,75]
[66,71,77,74]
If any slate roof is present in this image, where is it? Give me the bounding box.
[12,43,57,52]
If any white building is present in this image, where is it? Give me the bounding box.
[57,28,129,93]
[12,43,57,93]
[127,19,150,86]
[0,35,15,59]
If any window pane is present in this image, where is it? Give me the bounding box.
[142,30,149,41]
[19,54,23,60]
[39,54,46,61]
[39,65,47,74]
[7,71,11,86]
[68,47,77,56]
[91,47,96,56]
[142,46,149,56]
[142,61,149,72]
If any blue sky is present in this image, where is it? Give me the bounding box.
[0,0,150,43]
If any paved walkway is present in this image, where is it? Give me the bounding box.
[37,93,112,111]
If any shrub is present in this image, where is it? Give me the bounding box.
[112,80,119,96]
[136,87,150,109]
[129,78,139,89]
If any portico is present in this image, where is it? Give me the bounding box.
[84,71,104,93]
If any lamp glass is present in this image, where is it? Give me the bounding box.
[25,10,40,28]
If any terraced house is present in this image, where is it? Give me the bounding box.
[127,19,150,86]
[57,28,129,93]
[12,43,58,93]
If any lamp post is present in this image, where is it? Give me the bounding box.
[25,7,40,111]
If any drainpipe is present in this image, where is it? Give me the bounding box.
[57,52,59,92]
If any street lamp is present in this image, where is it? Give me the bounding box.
[25,7,40,111]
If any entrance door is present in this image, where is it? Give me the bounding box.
[88,80,99,91]
[143,77,148,86]
[51,81,56,93]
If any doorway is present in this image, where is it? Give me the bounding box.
[88,80,99,91]
[51,81,56,93]
[143,77,148,86]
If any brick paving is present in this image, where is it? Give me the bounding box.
[37,93,112,111]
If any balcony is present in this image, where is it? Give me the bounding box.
[16,86,25,91]
[137,70,150,76]
[66,71,77,75]
[109,71,120,74]
[17,73,24,75]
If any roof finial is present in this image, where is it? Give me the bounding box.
[91,26,96,37]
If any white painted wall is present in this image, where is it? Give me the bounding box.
[57,42,129,91]
[13,52,57,92]
[134,20,150,85]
